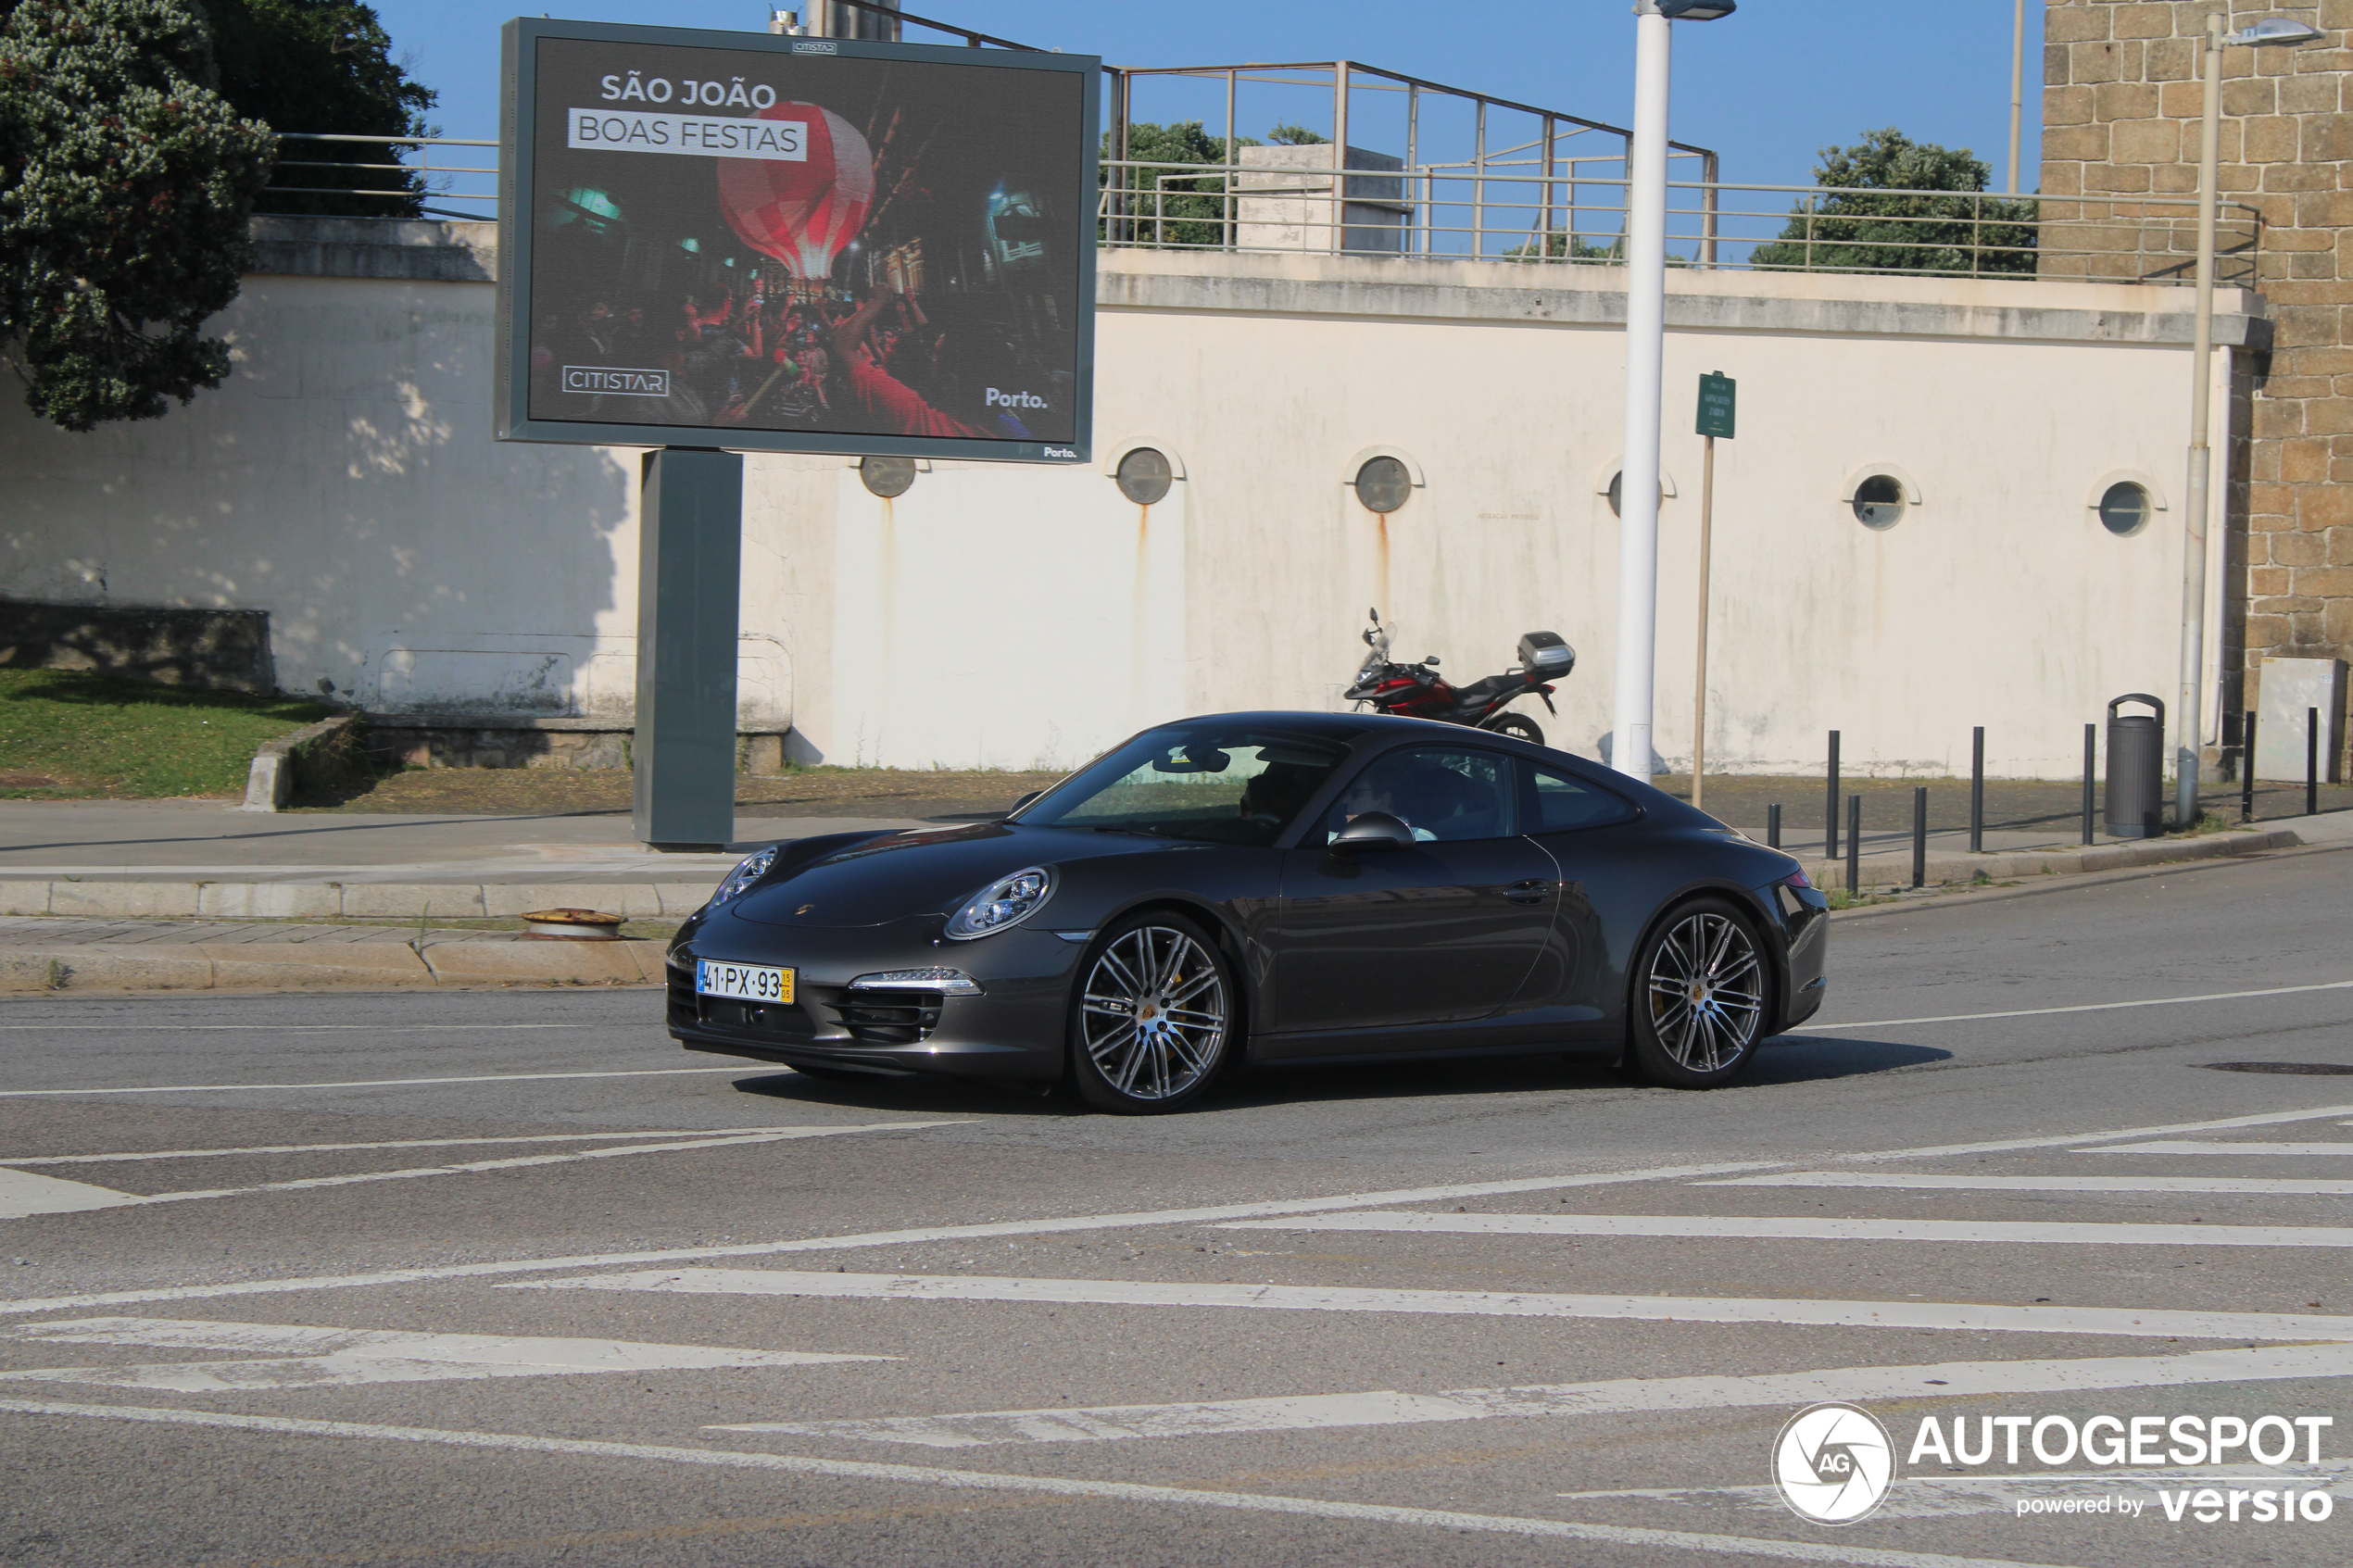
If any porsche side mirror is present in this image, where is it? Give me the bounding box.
[1008,790,1042,813]
[1329,811,1414,853]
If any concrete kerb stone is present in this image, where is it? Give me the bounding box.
[46,882,201,920]
[0,937,669,993]
[1797,824,2304,891]
[196,882,345,921]
[480,883,669,918]
[340,883,492,919]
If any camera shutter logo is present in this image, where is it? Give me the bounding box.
[1773,1402,1895,1524]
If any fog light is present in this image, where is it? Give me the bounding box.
[849,968,982,996]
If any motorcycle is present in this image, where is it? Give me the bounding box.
[1342,608,1575,746]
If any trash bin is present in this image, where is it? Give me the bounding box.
[2105,694,2166,839]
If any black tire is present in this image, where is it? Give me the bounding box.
[1068,911,1237,1113]
[1480,711,1543,746]
[1626,897,1770,1089]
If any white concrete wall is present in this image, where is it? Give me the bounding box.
[0,235,2254,778]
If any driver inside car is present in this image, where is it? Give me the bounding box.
[1326,772,1439,843]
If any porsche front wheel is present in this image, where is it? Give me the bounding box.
[1069,914,1235,1113]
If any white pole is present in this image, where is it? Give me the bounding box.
[2007,0,2026,194]
[2177,13,2224,829]
[1611,4,1672,781]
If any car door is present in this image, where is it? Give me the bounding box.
[1513,757,1642,1034]
[1269,744,1559,1044]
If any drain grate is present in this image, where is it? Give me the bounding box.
[2198,1061,2353,1076]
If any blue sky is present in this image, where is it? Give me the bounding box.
[370,1,2044,195]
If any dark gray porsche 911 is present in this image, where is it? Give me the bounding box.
[667,711,1828,1112]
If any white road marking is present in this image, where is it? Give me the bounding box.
[0,1169,144,1221]
[1707,1172,2353,1197]
[1791,977,2353,1032]
[1843,1102,2353,1161]
[0,1161,1777,1316]
[2082,1139,2353,1157]
[2,1124,962,1217]
[515,1267,2353,1342]
[0,1317,885,1391]
[709,1342,2353,1449]
[2,1130,806,1165]
[0,1067,751,1098]
[1215,1210,2353,1248]
[0,1398,2093,1568]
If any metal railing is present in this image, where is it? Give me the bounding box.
[258,132,497,221]
[1098,156,2264,282]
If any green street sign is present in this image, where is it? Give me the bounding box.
[1696,371,1736,440]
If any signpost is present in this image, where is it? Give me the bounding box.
[1692,371,1735,809]
[496,18,1101,847]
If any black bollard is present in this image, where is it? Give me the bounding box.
[1969,726,1986,854]
[2310,707,2322,818]
[1826,731,1841,859]
[1768,802,1782,849]
[1846,794,1861,897]
[2081,723,2096,846]
[2242,709,2258,822]
[1912,785,1928,888]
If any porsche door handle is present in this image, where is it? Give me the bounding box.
[1503,880,1553,904]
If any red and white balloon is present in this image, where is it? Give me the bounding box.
[716,103,875,280]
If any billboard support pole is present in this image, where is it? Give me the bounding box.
[634,447,743,852]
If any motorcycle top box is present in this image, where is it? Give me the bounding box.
[1517,632,1576,680]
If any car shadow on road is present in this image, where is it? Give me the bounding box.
[724,1035,1949,1117]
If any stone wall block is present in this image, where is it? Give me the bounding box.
[2297,395,2353,436]
[2246,612,2293,646]
[2284,436,2334,483]
[2048,84,2097,126]
[2251,481,2300,517]
[2117,3,2178,41]
[2270,529,2330,566]
[2304,113,2353,163]
[2254,399,2308,439]
[2047,3,2114,44]
[2300,483,2353,528]
[2087,163,2154,192]
[2071,41,2126,85]
[2279,74,2343,117]
[2042,159,2087,196]
[2096,80,2162,120]
[2293,566,2353,597]
[2322,0,2353,35]
[2255,595,2324,616]
[2251,565,2295,596]
[2111,118,2183,162]
[2244,115,2300,162]
[2324,597,2353,645]
[2223,76,2277,117]
[2145,36,2195,81]
[2045,123,2112,161]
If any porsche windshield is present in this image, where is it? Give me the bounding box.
[1016,727,1350,847]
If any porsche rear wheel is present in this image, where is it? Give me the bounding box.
[1628,898,1768,1088]
[1070,913,1234,1113]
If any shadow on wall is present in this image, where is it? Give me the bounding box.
[0,253,635,719]
[0,601,273,691]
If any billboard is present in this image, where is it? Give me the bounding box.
[496,19,1099,461]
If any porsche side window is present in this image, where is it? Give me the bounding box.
[1525,763,1637,834]
[1326,748,1516,844]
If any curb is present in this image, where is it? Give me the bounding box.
[1796,825,2302,891]
[0,882,716,921]
[242,714,358,812]
[0,937,667,995]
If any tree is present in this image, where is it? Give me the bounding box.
[0,0,276,431]
[201,0,436,218]
[1101,119,1258,250]
[1748,128,2035,276]
[1265,123,1326,146]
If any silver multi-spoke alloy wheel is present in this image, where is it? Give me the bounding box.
[1636,904,1766,1085]
[1075,922,1230,1110]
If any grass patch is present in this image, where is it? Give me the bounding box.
[0,669,330,799]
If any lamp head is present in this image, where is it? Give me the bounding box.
[1649,0,1737,16]
[2228,16,2327,46]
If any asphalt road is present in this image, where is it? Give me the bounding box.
[3,847,2351,1567]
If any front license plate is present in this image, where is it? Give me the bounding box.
[697,960,793,1003]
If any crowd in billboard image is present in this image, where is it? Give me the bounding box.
[525,38,1085,444]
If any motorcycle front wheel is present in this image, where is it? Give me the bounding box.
[1479,712,1543,746]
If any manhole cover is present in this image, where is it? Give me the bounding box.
[2198,1061,2353,1076]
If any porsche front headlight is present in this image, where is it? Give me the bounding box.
[944,866,1055,941]
[709,846,777,908]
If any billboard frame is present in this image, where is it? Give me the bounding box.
[496,17,1101,463]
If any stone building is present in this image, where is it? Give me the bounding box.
[2043,0,2353,771]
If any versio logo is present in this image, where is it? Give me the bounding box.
[1774,1402,1895,1525]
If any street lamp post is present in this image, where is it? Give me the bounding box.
[2176,14,2323,830]
[1609,0,1733,783]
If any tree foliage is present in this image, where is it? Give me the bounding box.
[0,0,275,431]
[1101,119,1257,250]
[1748,128,2036,276]
[202,0,436,217]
